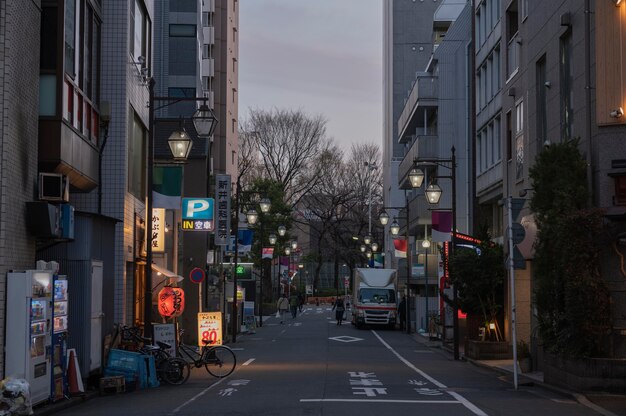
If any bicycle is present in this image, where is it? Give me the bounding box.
[177,329,236,378]
[117,325,190,385]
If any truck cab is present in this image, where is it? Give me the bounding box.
[351,268,398,329]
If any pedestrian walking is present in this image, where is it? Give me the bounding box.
[276,294,289,324]
[289,293,299,318]
[297,293,304,313]
[398,296,407,330]
[332,297,346,325]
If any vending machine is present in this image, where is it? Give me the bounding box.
[51,276,69,401]
[6,270,53,406]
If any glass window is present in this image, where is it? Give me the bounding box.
[614,176,626,205]
[129,112,147,198]
[64,0,76,77]
[130,0,150,64]
[41,6,58,71]
[560,32,574,141]
[166,87,196,118]
[169,24,196,37]
[515,100,524,134]
[536,56,547,152]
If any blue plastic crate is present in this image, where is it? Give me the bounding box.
[107,349,143,372]
[141,355,159,389]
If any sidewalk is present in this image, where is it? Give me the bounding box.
[412,332,626,416]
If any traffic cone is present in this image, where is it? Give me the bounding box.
[67,350,80,396]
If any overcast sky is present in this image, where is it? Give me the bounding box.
[239,0,383,154]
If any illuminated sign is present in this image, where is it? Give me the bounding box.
[182,198,214,232]
[198,312,222,346]
[152,208,165,252]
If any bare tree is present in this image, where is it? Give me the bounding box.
[245,108,331,207]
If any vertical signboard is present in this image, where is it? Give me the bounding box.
[215,174,231,246]
[198,312,222,346]
[152,208,165,252]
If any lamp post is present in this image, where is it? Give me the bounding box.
[378,166,424,334]
[414,146,457,359]
[422,237,431,332]
[145,79,217,338]
[231,191,270,342]
[284,246,291,297]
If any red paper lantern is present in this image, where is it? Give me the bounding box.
[157,286,185,318]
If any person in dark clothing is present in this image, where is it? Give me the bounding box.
[297,293,304,313]
[398,296,407,330]
[332,298,346,325]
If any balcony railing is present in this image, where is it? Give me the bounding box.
[397,76,439,143]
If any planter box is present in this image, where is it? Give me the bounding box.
[544,354,626,393]
[465,340,512,360]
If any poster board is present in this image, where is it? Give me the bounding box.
[153,323,177,356]
[198,312,222,346]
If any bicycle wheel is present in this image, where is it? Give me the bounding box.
[204,346,236,378]
[161,357,190,385]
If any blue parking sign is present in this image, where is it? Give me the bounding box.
[182,198,214,220]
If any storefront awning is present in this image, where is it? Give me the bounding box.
[151,263,184,282]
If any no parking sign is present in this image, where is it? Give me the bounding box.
[189,267,205,284]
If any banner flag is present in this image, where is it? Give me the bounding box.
[262,247,274,259]
[393,239,407,258]
[432,210,452,242]
[153,166,182,209]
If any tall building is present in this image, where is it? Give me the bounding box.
[382,0,440,272]
[151,0,239,336]
[0,0,43,377]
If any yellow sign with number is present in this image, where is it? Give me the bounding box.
[197,312,222,346]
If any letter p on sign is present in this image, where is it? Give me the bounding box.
[182,198,214,220]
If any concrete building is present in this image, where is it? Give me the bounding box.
[151,0,238,339]
[0,0,43,377]
[382,0,440,282]
[383,0,471,335]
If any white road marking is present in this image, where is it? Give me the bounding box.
[242,358,255,366]
[170,376,231,414]
[300,399,460,404]
[328,336,364,343]
[371,330,487,416]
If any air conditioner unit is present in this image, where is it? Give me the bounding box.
[38,173,69,202]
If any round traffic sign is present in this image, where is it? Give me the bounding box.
[511,223,526,244]
[189,267,206,284]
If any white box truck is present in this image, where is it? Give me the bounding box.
[351,268,398,329]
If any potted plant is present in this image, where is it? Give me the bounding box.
[517,340,531,373]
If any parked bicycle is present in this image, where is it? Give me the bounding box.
[177,329,236,378]
[116,324,190,385]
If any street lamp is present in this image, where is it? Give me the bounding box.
[145,79,218,337]
[413,146,457,359]
[278,225,287,237]
[422,237,431,332]
[285,246,292,297]
[268,234,277,245]
[371,242,378,252]
[167,129,193,162]
[364,234,372,245]
[231,189,271,342]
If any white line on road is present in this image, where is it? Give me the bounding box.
[371,330,487,416]
[242,358,255,366]
[300,399,461,404]
[170,376,230,414]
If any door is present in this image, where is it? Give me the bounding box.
[90,261,103,372]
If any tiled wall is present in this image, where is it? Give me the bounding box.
[0,0,41,377]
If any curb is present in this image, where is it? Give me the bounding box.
[411,333,620,416]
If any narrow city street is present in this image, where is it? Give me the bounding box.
[46,306,603,416]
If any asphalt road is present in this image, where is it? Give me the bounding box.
[48,306,608,416]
